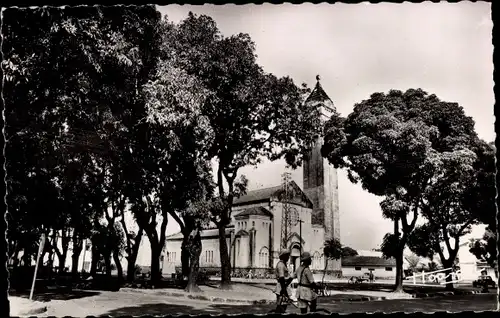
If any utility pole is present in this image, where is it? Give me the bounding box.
[280,172,292,250]
[298,219,304,254]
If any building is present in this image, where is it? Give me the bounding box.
[457,241,498,282]
[341,256,396,280]
[19,78,341,278]
[165,77,342,276]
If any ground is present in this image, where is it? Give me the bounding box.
[10,287,498,316]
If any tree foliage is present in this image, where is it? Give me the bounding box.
[143,12,322,289]
[322,88,483,292]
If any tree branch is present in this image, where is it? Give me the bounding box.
[457,219,473,238]
[442,225,453,255]
[168,211,185,234]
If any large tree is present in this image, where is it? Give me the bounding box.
[153,12,323,290]
[3,5,164,279]
[468,141,497,274]
[322,89,480,292]
[406,139,493,290]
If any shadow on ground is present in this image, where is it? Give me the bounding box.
[98,294,497,316]
[317,294,498,313]
[102,303,265,316]
[10,289,101,302]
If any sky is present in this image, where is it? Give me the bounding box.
[156,3,494,251]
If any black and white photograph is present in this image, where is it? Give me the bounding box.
[2,2,498,316]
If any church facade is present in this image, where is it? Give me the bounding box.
[165,78,342,276]
[165,181,328,274]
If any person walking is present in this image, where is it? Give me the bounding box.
[369,270,374,283]
[295,252,318,314]
[273,249,294,313]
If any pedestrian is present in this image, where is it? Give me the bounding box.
[295,252,318,314]
[273,249,294,313]
[369,270,374,283]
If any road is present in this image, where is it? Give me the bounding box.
[33,290,498,316]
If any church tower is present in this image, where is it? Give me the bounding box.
[302,76,341,275]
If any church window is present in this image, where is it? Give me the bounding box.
[259,247,269,268]
[312,252,321,269]
[206,251,214,263]
[252,221,255,227]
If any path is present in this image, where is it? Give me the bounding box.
[33,292,497,316]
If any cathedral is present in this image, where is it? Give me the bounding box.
[165,78,342,276]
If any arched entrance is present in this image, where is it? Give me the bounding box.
[290,244,301,272]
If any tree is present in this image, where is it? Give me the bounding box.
[341,246,358,257]
[322,238,343,284]
[466,142,497,273]
[155,12,322,290]
[404,253,421,274]
[469,228,497,273]
[322,89,479,293]
[407,139,495,290]
[3,5,164,281]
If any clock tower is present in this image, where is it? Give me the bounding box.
[302,76,342,275]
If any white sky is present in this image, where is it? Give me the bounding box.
[156,3,494,251]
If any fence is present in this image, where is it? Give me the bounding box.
[406,268,462,286]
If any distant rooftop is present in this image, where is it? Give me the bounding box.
[342,256,396,267]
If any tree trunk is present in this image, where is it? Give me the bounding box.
[57,230,70,274]
[126,230,143,282]
[120,211,143,282]
[125,229,143,282]
[181,235,191,279]
[393,218,405,293]
[185,229,202,293]
[104,254,112,277]
[90,245,98,276]
[394,249,405,293]
[126,254,139,282]
[113,250,124,282]
[71,238,83,279]
[22,250,31,267]
[150,243,162,286]
[57,248,68,273]
[218,225,232,290]
[11,248,20,268]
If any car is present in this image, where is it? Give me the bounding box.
[472,275,496,288]
[348,272,371,284]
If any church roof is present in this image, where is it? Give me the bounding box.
[233,180,313,208]
[342,256,396,267]
[166,226,234,241]
[233,185,282,206]
[234,206,273,218]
